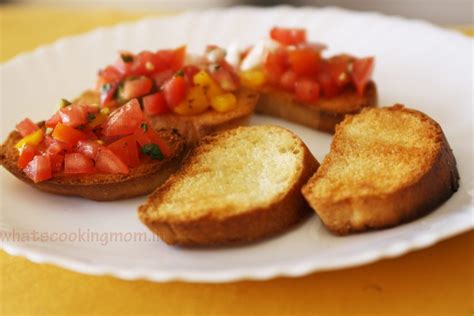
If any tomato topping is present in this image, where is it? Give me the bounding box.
[107,135,140,167]
[156,46,186,72]
[152,69,175,87]
[288,47,320,77]
[97,65,123,89]
[64,153,95,174]
[163,76,187,108]
[352,57,375,96]
[49,154,64,173]
[327,55,353,88]
[17,144,36,169]
[95,148,129,174]
[76,140,102,159]
[99,83,118,107]
[270,27,306,46]
[24,155,52,183]
[263,47,288,85]
[134,125,171,158]
[101,99,144,137]
[210,62,239,91]
[279,70,298,91]
[46,138,71,155]
[294,78,320,102]
[59,105,89,128]
[16,118,38,137]
[183,65,200,86]
[143,92,168,116]
[119,76,153,101]
[45,112,61,128]
[52,123,88,147]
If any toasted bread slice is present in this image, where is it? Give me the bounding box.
[76,89,259,145]
[0,125,186,201]
[138,125,319,246]
[302,105,459,234]
[256,81,377,133]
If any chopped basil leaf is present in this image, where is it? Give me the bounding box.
[87,113,96,122]
[140,122,148,132]
[59,98,72,108]
[140,143,164,161]
[175,69,185,77]
[101,83,112,94]
[120,53,134,63]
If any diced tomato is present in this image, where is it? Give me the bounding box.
[210,61,239,91]
[16,118,38,137]
[134,50,164,75]
[119,76,153,101]
[64,153,95,174]
[59,105,88,128]
[52,123,88,147]
[294,78,320,102]
[183,65,200,86]
[76,140,102,159]
[46,138,71,155]
[49,154,64,173]
[270,27,306,46]
[327,55,353,88]
[134,126,172,158]
[101,99,144,136]
[279,70,298,91]
[152,69,175,87]
[143,92,168,116]
[316,66,340,98]
[263,47,288,85]
[158,46,186,71]
[99,82,118,107]
[97,65,123,89]
[45,112,61,128]
[95,148,129,174]
[17,144,36,169]
[23,155,52,183]
[352,57,375,96]
[107,135,140,167]
[163,76,187,108]
[288,47,320,77]
[114,51,137,76]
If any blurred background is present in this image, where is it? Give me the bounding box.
[1,0,473,26]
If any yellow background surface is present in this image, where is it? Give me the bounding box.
[0,5,473,316]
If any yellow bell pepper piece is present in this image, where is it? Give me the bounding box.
[15,129,44,150]
[173,86,210,115]
[193,70,222,99]
[210,93,237,113]
[240,70,266,89]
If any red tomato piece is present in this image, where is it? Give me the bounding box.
[16,118,39,137]
[143,92,168,116]
[288,47,320,77]
[352,57,375,96]
[316,69,340,98]
[95,148,129,174]
[134,126,172,158]
[183,65,200,86]
[163,76,187,108]
[263,47,288,85]
[114,51,137,76]
[327,55,353,88]
[49,154,64,173]
[52,123,88,147]
[99,82,118,107]
[45,112,61,128]
[294,78,320,102]
[59,105,88,128]
[23,155,52,183]
[46,138,71,155]
[134,50,162,75]
[210,60,239,91]
[17,144,36,169]
[119,76,153,101]
[270,27,306,46]
[107,135,140,167]
[76,140,102,159]
[279,70,298,91]
[101,99,144,137]
[64,153,95,174]
[152,69,175,87]
[97,65,123,89]
[155,46,186,72]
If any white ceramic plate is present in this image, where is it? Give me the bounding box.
[0,6,473,283]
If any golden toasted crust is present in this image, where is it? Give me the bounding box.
[302,105,459,234]
[0,125,187,201]
[76,89,259,146]
[256,81,377,133]
[138,125,319,246]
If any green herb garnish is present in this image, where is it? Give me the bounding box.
[140,122,148,132]
[120,53,134,63]
[87,113,96,122]
[101,83,112,94]
[59,98,72,108]
[140,143,164,160]
[175,69,185,77]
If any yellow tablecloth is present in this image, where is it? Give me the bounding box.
[1,5,473,315]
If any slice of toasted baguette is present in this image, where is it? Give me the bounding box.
[76,89,259,145]
[302,105,459,234]
[138,125,319,246]
[0,125,186,201]
[256,81,377,133]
